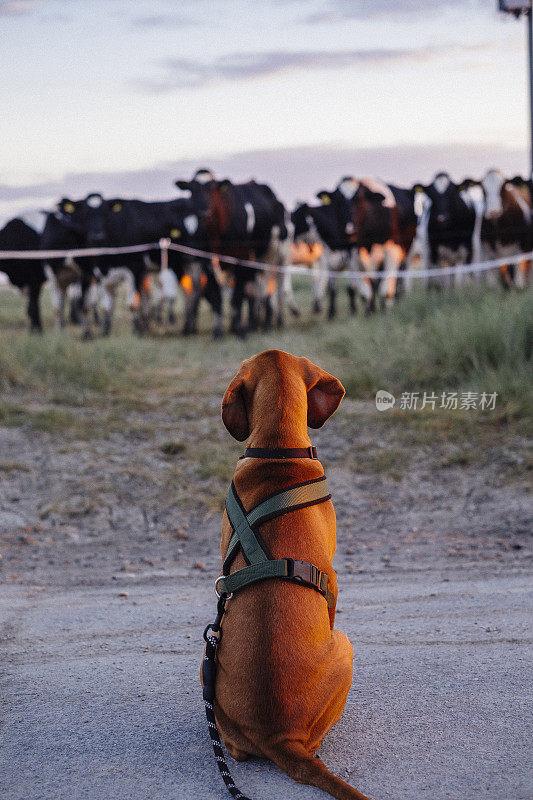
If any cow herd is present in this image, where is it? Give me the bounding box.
[0,167,531,338]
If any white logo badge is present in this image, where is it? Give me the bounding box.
[375,390,396,411]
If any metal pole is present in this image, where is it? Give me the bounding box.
[526,8,533,180]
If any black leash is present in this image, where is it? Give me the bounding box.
[202,594,251,800]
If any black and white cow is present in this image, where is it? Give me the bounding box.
[175,169,291,336]
[292,176,418,315]
[291,195,359,318]
[40,198,99,333]
[414,173,480,288]
[478,170,532,288]
[99,195,223,337]
[41,193,222,337]
[0,218,45,331]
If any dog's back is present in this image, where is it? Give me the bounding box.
[210,350,372,800]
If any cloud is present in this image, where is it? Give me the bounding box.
[131,13,197,29]
[134,42,488,93]
[0,0,43,15]
[0,141,527,226]
[303,0,485,24]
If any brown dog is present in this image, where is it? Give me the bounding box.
[212,349,371,800]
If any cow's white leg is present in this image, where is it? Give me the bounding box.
[404,237,425,293]
[159,267,178,324]
[379,241,402,309]
[44,265,67,329]
[97,280,115,336]
[352,249,373,313]
[282,271,299,317]
[151,274,164,323]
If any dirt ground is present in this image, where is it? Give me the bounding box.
[1,381,532,800]
[0,390,530,589]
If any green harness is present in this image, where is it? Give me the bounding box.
[216,473,334,607]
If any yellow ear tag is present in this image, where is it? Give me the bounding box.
[170,228,180,239]
[321,194,331,205]
[64,202,75,213]
[112,202,122,213]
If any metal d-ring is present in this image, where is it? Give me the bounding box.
[215,575,232,600]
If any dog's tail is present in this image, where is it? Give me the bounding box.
[265,741,372,800]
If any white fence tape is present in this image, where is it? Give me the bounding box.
[167,242,533,282]
[0,238,531,282]
[0,242,159,260]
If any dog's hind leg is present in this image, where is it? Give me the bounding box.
[225,742,249,762]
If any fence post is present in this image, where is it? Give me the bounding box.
[159,237,170,271]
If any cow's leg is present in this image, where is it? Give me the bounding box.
[158,268,178,326]
[327,274,337,319]
[247,278,260,332]
[97,280,115,337]
[131,274,151,335]
[517,259,530,289]
[68,283,83,325]
[379,242,402,310]
[311,255,327,314]
[347,284,357,315]
[151,275,163,323]
[276,237,291,328]
[348,250,372,314]
[203,264,223,338]
[230,271,247,337]
[139,276,152,333]
[499,264,512,290]
[182,261,203,335]
[357,247,376,314]
[45,267,66,329]
[27,283,42,332]
[79,276,94,341]
[282,271,299,318]
[312,262,323,313]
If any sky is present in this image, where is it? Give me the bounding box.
[0,0,529,222]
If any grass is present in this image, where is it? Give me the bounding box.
[0,282,530,512]
[0,282,531,424]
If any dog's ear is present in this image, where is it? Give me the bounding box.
[221,367,250,441]
[303,360,345,428]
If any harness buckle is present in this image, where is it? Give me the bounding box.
[291,559,316,585]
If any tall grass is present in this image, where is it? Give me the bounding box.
[0,284,531,418]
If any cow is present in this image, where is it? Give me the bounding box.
[40,198,98,334]
[291,198,360,318]
[41,193,223,337]
[175,169,290,337]
[414,173,480,288]
[478,170,532,288]
[0,218,45,331]
[293,176,418,315]
[100,195,223,337]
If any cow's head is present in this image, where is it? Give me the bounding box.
[175,169,216,204]
[427,172,455,225]
[76,193,107,245]
[291,204,312,238]
[481,169,505,219]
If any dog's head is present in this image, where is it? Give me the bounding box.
[222,350,345,442]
